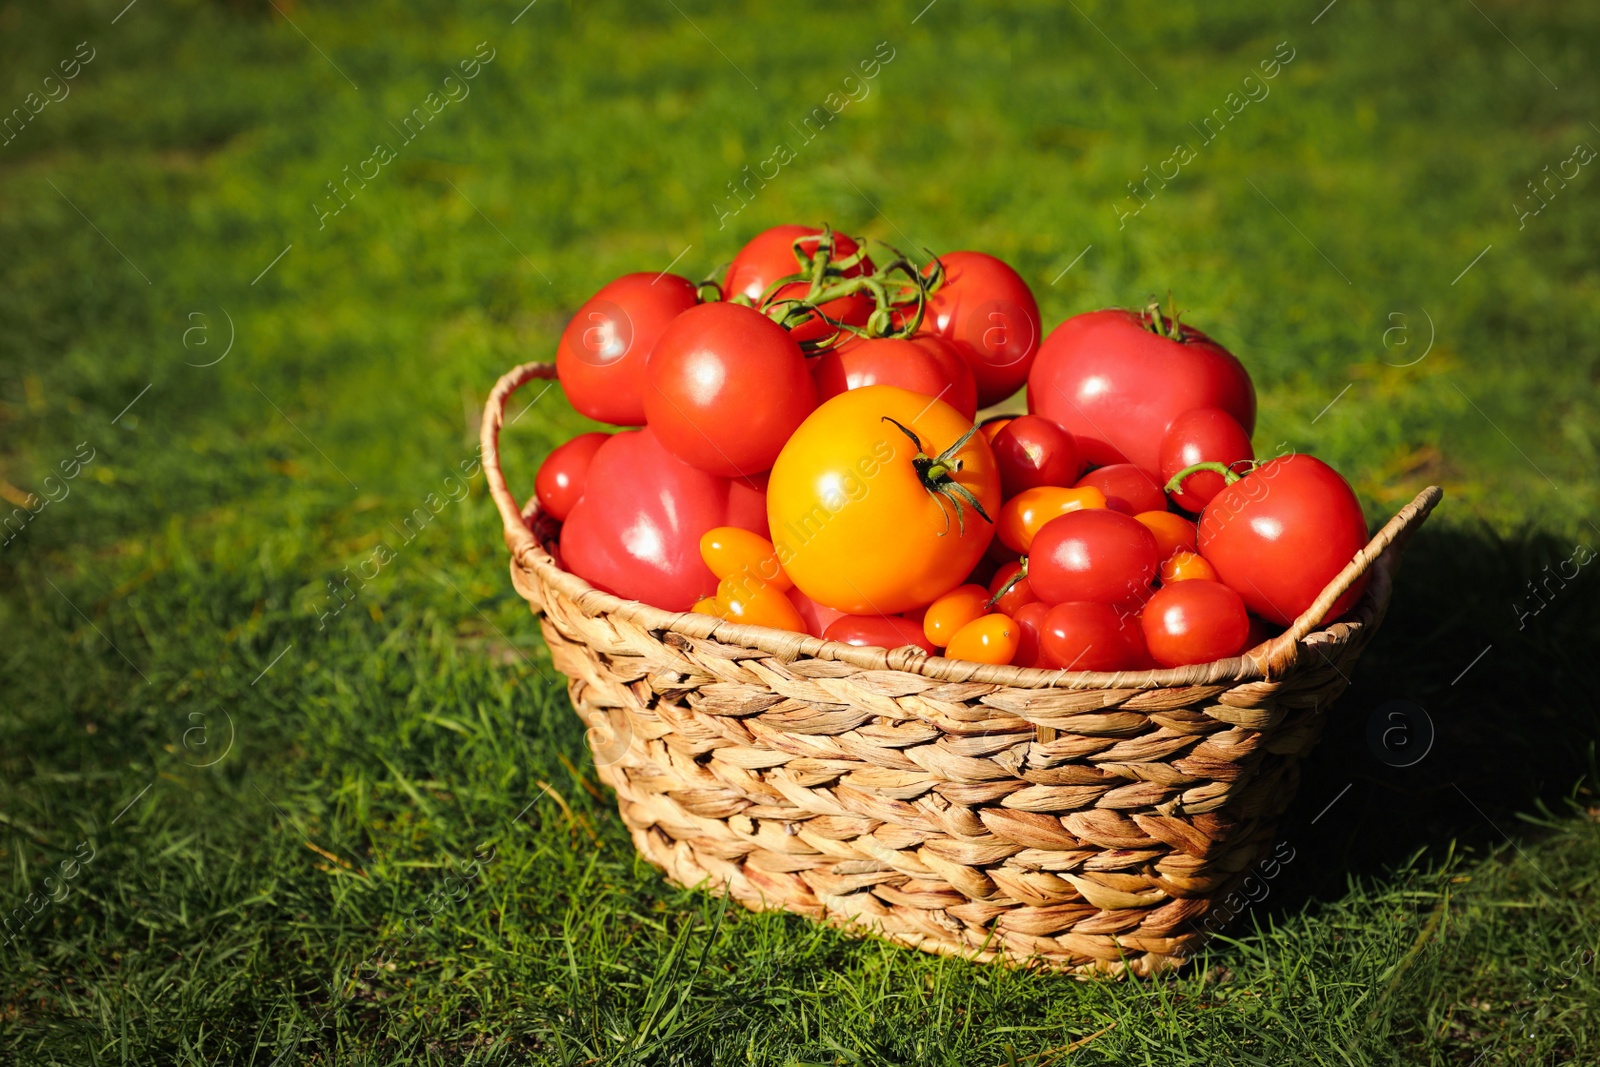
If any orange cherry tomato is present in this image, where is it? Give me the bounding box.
[717,574,807,632]
[1159,550,1218,583]
[987,560,1038,616]
[923,584,991,647]
[691,596,721,616]
[945,613,1020,664]
[979,416,1015,443]
[1134,511,1198,560]
[700,527,792,592]
[995,486,1108,553]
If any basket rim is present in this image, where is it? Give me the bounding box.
[483,360,1443,691]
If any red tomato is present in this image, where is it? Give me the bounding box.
[1197,454,1370,626]
[1133,511,1197,560]
[810,335,977,420]
[727,470,771,538]
[535,431,608,522]
[945,614,1019,664]
[1010,600,1051,667]
[1140,580,1250,667]
[559,428,765,611]
[645,302,816,477]
[1160,407,1255,512]
[1039,601,1134,671]
[991,415,1082,497]
[556,273,699,426]
[987,560,1038,616]
[788,587,845,638]
[725,225,874,344]
[1029,308,1256,473]
[923,252,1042,407]
[1076,464,1167,515]
[824,614,937,655]
[1028,509,1160,607]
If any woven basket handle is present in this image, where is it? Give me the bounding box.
[480,361,559,566]
[1251,484,1443,677]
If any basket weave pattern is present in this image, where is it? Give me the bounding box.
[485,362,1441,975]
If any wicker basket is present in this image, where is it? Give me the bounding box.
[482,361,1443,976]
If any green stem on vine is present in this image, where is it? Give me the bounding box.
[985,556,1027,611]
[881,416,994,536]
[1163,460,1246,495]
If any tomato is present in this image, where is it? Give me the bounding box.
[725,225,874,344]
[1133,511,1197,560]
[1039,602,1134,671]
[788,587,845,638]
[716,573,808,632]
[1076,464,1167,515]
[1196,454,1370,626]
[810,335,977,420]
[979,415,1014,443]
[700,527,791,591]
[824,614,937,655]
[645,302,815,477]
[556,272,699,426]
[991,415,1082,497]
[922,252,1042,407]
[535,431,608,522]
[768,386,1000,615]
[1159,549,1217,583]
[923,584,990,647]
[995,485,1107,553]
[691,597,719,616]
[560,428,765,611]
[1245,613,1282,650]
[1028,509,1160,607]
[1010,600,1051,667]
[945,614,1019,664]
[1029,307,1256,473]
[727,470,771,538]
[1140,579,1250,667]
[1160,407,1255,512]
[987,560,1038,616]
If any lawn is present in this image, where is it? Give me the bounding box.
[2,0,1599,1063]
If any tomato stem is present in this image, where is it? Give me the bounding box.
[881,417,994,537]
[1141,297,1187,341]
[1164,460,1246,495]
[985,556,1027,611]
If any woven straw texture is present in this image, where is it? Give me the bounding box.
[483,361,1442,976]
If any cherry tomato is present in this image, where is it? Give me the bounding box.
[1118,610,1157,669]
[1196,454,1370,626]
[1245,613,1282,650]
[922,584,990,647]
[923,252,1042,407]
[1160,407,1255,512]
[787,587,844,639]
[645,302,816,477]
[1029,509,1160,607]
[810,335,977,420]
[987,560,1038,616]
[691,596,719,616]
[995,486,1107,553]
[700,527,791,591]
[991,415,1082,497]
[945,613,1019,664]
[717,573,808,632]
[556,273,699,426]
[1039,601,1133,671]
[824,614,937,655]
[1133,511,1197,560]
[979,415,1014,443]
[1076,464,1167,515]
[725,225,874,344]
[1159,549,1217,583]
[768,386,1000,615]
[1140,579,1250,667]
[535,431,608,522]
[1010,600,1051,667]
[1029,307,1256,472]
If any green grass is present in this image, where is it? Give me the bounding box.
[3,0,1600,1062]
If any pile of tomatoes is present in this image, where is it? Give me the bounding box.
[535,225,1372,671]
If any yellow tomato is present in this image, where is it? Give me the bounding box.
[767,386,1001,615]
[716,574,807,632]
[995,486,1107,553]
[1158,549,1218,583]
[1133,511,1198,560]
[700,526,792,591]
[923,584,991,648]
[944,613,1019,664]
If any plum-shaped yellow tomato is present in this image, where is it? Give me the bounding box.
[766,386,1000,615]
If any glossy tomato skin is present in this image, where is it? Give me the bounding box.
[768,386,1000,615]
[825,614,937,655]
[1029,509,1160,607]
[560,428,765,611]
[1140,580,1250,668]
[1039,601,1133,671]
[1197,455,1370,626]
[923,252,1042,407]
[1076,464,1167,515]
[645,302,815,477]
[556,273,699,426]
[1029,309,1256,473]
[1134,511,1198,560]
[810,335,977,420]
[1010,601,1051,667]
[987,561,1038,616]
[725,225,874,344]
[788,587,845,638]
[1160,407,1255,512]
[535,431,608,522]
[945,614,1019,664]
[992,415,1082,497]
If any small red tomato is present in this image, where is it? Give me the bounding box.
[945,613,1020,664]
[1029,509,1160,607]
[788,587,845,639]
[810,335,977,420]
[535,431,608,522]
[556,273,700,426]
[1160,407,1255,512]
[1159,549,1218,583]
[1133,511,1198,560]
[1039,601,1133,671]
[1140,579,1250,667]
[991,415,1082,497]
[825,614,937,655]
[1076,464,1167,515]
[987,560,1038,616]
[1117,610,1157,669]
[923,584,991,648]
[1010,600,1051,667]
[725,225,874,344]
